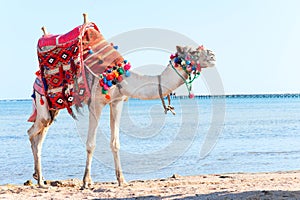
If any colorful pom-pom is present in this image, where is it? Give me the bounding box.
[174,57,179,63]
[113,45,118,50]
[186,60,191,65]
[170,54,176,59]
[103,84,109,91]
[103,77,107,84]
[88,49,93,54]
[125,70,130,77]
[114,71,119,78]
[106,74,114,81]
[117,76,123,82]
[105,94,111,100]
[124,60,128,64]
[102,88,108,94]
[124,64,131,71]
[107,81,112,87]
[99,80,104,86]
[118,68,124,75]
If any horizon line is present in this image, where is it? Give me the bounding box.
[1,92,300,101]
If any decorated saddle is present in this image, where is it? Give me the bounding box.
[29,21,128,122]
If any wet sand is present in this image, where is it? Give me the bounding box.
[1,170,300,199]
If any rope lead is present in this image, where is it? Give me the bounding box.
[158,75,176,115]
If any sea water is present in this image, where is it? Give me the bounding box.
[0,96,300,185]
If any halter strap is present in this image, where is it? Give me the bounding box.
[169,60,194,97]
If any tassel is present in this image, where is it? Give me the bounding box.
[35,71,41,76]
[66,106,77,120]
[40,96,44,105]
[189,93,195,99]
[31,91,36,99]
[42,77,48,91]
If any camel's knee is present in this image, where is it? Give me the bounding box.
[110,139,120,153]
[40,117,53,127]
[27,118,51,139]
[27,124,35,136]
[27,124,42,139]
[86,142,96,153]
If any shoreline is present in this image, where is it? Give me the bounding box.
[1,170,300,199]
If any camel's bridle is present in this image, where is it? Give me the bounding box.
[158,52,203,115]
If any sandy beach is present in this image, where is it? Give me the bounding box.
[0,170,299,200]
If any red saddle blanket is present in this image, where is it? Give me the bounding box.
[30,23,100,119]
[29,22,124,122]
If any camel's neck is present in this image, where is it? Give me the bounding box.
[118,64,188,99]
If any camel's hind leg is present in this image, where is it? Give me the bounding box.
[27,93,58,188]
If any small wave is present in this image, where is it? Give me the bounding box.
[248,150,300,155]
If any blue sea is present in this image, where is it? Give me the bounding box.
[1,95,300,185]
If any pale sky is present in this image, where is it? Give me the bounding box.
[1,0,300,99]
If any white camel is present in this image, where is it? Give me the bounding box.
[27,14,216,189]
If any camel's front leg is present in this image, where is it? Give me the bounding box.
[82,100,104,189]
[110,100,126,186]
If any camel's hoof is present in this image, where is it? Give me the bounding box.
[33,173,44,181]
[38,184,50,189]
[81,182,94,190]
[118,180,128,187]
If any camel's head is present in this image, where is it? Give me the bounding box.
[176,45,216,68]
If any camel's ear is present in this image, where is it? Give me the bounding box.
[185,46,192,53]
[176,46,184,54]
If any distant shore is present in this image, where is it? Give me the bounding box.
[2,93,300,101]
[1,170,299,199]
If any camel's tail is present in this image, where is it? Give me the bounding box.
[28,96,37,122]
